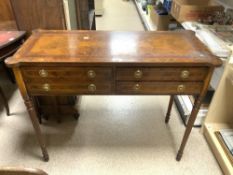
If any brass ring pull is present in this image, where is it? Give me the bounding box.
[181,70,190,79]
[177,85,185,93]
[87,70,96,79]
[39,69,48,77]
[134,70,143,79]
[88,84,96,92]
[133,84,141,91]
[42,84,50,91]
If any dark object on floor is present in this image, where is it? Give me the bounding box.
[0,85,9,116]
[35,96,80,123]
[0,166,48,175]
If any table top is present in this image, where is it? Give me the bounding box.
[6,30,222,67]
[0,31,26,50]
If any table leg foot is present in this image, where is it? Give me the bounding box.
[6,107,10,116]
[176,150,183,161]
[42,148,49,162]
[74,112,80,120]
[165,114,170,123]
[176,96,203,162]
[25,98,49,162]
[0,86,10,116]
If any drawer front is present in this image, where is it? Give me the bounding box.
[27,83,112,95]
[116,82,203,95]
[22,67,112,83]
[116,67,208,81]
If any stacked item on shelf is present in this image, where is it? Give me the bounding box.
[134,0,157,30]
[196,24,233,59]
[207,25,233,45]
[174,88,215,127]
[163,0,172,12]
[215,129,233,165]
[134,0,180,31]
[182,22,232,89]
[170,0,224,23]
[148,2,173,30]
[138,0,156,11]
[196,29,232,58]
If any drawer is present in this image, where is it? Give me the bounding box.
[27,82,112,95]
[22,67,112,83]
[116,82,203,95]
[116,67,208,81]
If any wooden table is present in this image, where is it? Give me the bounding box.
[0,31,26,82]
[5,30,222,162]
[0,31,25,116]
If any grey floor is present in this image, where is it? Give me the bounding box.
[0,0,223,174]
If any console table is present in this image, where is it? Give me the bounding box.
[5,30,222,162]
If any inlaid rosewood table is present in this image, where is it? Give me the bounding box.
[5,30,222,162]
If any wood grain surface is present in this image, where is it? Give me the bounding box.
[6,30,222,67]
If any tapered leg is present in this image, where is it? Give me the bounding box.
[165,95,174,123]
[3,63,15,83]
[53,97,61,123]
[176,96,202,161]
[73,112,80,120]
[0,86,10,116]
[24,98,49,161]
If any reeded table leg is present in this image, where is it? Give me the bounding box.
[165,95,174,123]
[24,98,49,161]
[176,95,202,161]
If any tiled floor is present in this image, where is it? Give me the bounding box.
[96,0,144,31]
[0,0,223,174]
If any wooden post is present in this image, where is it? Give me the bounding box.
[13,68,49,161]
[176,68,214,161]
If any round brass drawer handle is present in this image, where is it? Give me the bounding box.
[133,84,141,91]
[134,70,143,79]
[42,84,50,91]
[88,84,96,92]
[181,70,190,79]
[177,85,185,93]
[87,70,96,79]
[39,69,48,77]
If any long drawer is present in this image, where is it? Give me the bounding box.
[116,82,203,95]
[22,67,113,83]
[116,67,208,81]
[27,82,112,95]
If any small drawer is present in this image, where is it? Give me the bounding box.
[22,67,112,83]
[27,83,112,95]
[116,67,208,81]
[116,82,203,95]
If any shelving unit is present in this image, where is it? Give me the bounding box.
[134,2,231,132]
[133,0,156,31]
[203,57,233,175]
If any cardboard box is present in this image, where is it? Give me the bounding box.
[149,7,173,31]
[171,0,224,22]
